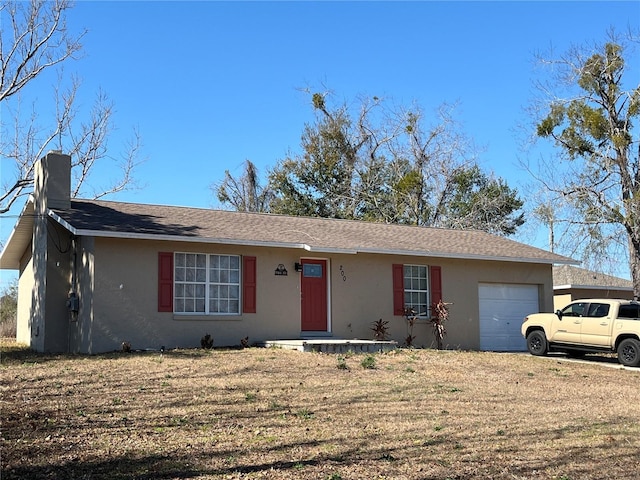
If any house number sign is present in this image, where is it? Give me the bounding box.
[339,265,347,282]
[274,264,288,276]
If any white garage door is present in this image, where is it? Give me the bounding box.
[478,283,539,351]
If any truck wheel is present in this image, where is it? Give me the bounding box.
[526,330,548,356]
[617,338,640,367]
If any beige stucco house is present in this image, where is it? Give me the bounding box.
[553,265,634,310]
[0,152,576,354]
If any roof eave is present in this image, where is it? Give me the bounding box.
[0,197,35,270]
[356,247,576,265]
[554,283,634,291]
[71,228,359,253]
[64,228,575,264]
[48,210,77,235]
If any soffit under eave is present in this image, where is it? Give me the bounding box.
[0,199,35,270]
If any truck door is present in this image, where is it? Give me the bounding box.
[580,302,612,347]
[551,302,586,343]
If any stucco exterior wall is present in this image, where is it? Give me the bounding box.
[68,236,553,354]
[330,254,551,350]
[14,220,73,351]
[42,222,73,352]
[83,238,305,353]
[16,152,74,353]
[439,258,551,350]
[553,293,573,312]
[16,245,34,344]
[68,236,95,353]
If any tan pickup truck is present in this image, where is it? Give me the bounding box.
[521,299,640,367]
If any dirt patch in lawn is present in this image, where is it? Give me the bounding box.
[1,341,639,479]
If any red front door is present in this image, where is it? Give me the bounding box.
[300,259,328,332]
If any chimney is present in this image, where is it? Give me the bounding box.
[34,151,71,212]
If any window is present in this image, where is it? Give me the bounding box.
[174,253,241,314]
[586,303,610,318]
[303,263,323,278]
[404,265,429,316]
[618,304,640,319]
[393,264,441,317]
[561,302,588,317]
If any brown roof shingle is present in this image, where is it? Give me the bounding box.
[553,265,632,289]
[48,199,575,264]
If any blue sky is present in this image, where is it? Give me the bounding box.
[1,1,639,288]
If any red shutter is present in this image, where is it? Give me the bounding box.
[392,264,405,316]
[158,252,173,312]
[430,265,442,313]
[243,256,257,313]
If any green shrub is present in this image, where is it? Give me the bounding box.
[360,354,376,369]
[336,356,349,370]
[371,319,389,341]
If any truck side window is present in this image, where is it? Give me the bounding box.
[618,304,640,319]
[587,303,609,318]
[562,302,588,317]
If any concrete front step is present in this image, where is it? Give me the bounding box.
[260,339,397,353]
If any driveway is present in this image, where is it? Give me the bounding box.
[529,351,639,371]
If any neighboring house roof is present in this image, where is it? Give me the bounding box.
[0,197,576,269]
[553,265,633,291]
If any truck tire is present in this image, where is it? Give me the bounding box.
[617,338,640,367]
[526,330,548,356]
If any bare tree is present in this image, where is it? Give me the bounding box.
[0,0,83,102]
[530,32,640,296]
[1,0,141,214]
[214,160,274,213]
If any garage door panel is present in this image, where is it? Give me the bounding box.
[479,284,539,351]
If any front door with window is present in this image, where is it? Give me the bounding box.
[300,259,328,332]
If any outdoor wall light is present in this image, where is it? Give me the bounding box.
[294,262,303,272]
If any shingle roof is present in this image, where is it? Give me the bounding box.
[43,198,574,264]
[553,265,633,289]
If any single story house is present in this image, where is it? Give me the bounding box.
[553,264,634,310]
[0,152,576,354]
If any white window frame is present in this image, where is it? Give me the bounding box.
[173,253,241,315]
[404,264,430,318]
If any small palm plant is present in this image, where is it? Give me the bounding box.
[371,319,390,341]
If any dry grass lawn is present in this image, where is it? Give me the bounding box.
[1,340,639,480]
